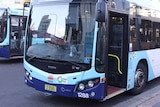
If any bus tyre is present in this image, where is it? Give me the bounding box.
[130,63,147,95]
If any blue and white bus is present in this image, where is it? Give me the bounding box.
[0,7,28,59]
[24,0,160,101]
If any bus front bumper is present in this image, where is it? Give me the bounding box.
[24,74,105,101]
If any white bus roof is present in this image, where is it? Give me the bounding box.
[0,8,29,17]
[127,0,160,11]
[8,8,29,16]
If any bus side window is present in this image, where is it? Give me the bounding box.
[154,23,160,48]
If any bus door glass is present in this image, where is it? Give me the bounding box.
[95,10,129,97]
[107,12,128,88]
[0,10,7,43]
[0,19,4,42]
[10,16,24,56]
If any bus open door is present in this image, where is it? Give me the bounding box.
[96,0,129,101]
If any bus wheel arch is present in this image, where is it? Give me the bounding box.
[130,59,148,95]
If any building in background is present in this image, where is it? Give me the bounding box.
[0,0,31,8]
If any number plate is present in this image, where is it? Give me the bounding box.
[44,84,57,92]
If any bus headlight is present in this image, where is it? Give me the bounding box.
[88,81,94,88]
[29,75,33,81]
[79,83,85,91]
[24,69,33,81]
[26,71,30,76]
[76,78,100,91]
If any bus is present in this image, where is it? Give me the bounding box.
[24,0,160,101]
[0,6,29,59]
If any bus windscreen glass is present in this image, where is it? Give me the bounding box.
[26,1,96,64]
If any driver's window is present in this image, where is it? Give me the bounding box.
[0,22,2,41]
[95,22,106,73]
[0,20,7,43]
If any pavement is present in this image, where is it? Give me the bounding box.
[112,78,160,107]
[137,94,160,107]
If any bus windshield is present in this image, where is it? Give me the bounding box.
[0,9,7,43]
[0,9,5,16]
[26,0,96,64]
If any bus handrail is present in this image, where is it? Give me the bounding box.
[108,54,123,74]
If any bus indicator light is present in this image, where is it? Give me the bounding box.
[95,78,100,83]
[102,77,106,82]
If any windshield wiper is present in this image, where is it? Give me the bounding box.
[27,55,37,62]
[66,61,86,71]
[27,54,58,62]
[27,55,51,62]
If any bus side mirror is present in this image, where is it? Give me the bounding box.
[95,0,107,22]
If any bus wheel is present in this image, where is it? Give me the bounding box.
[130,63,147,95]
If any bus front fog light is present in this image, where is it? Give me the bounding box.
[29,76,32,81]
[25,79,27,83]
[79,83,85,90]
[91,92,95,96]
[88,80,94,88]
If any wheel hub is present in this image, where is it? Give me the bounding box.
[135,69,145,87]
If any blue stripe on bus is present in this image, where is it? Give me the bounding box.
[0,46,10,58]
[25,75,104,100]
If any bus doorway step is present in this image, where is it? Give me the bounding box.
[107,85,126,99]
